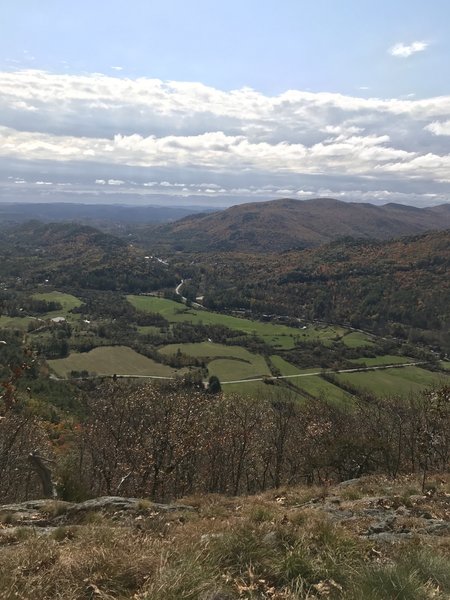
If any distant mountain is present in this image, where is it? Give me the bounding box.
[0,203,215,229]
[149,198,450,252]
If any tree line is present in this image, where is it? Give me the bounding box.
[3,380,447,504]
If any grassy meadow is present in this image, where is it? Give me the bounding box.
[336,365,448,397]
[127,295,351,348]
[0,315,35,330]
[48,345,184,378]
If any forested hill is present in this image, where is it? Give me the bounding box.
[149,197,450,252]
[0,221,176,292]
[4,221,126,254]
[200,229,450,346]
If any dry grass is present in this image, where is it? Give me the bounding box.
[0,475,449,599]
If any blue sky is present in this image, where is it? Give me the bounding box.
[0,0,449,206]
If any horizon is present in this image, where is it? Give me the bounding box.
[0,195,448,213]
[1,1,449,208]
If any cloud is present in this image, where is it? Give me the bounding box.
[0,69,449,207]
[425,120,450,136]
[389,41,428,58]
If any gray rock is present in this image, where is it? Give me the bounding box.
[337,478,360,488]
[65,496,196,515]
[367,516,395,535]
[421,521,449,535]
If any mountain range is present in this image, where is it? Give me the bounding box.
[150,197,450,252]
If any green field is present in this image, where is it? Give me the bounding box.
[0,315,36,330]
[351,355,414,366]
[127,295,346,348]
[32,291,83,320]
[160,342,272,382]
[341,331,375,348]
[336,366,449,397]
[161,341,257,361]
[291,376,353,406]
[208,355,271,382]
[270,355,302,375]
[138,325,164,335]
[48,345,184,378]
[33,291,82,311]
[270,356,338,377]
[161,341,334,385]
[224,380,299,398]
[269,355,353,405]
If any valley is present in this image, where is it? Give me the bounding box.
[2,4,450,596]
[1,202,449,471]
[1,198,449,600]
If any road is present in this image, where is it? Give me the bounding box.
[220,361,427,385]
[174,279,204,309]
[53,361,428,383]
[175,279,185,298]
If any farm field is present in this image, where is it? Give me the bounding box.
[351,355,415,366]
[22,291,444,400]
[32,291,83,320]
[160,341,256,361]
[341,331,375,348]
[127,295,348,347]
[335,365,449,397]
[290,375,353,406]
[161,342,272,383]
[269,355,352,405]
[48,345,184,378]
[270,356,343,377]
[223,379,298,398]
[208,355,271,382]
[270,355,303,375]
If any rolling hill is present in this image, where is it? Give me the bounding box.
[199,229,450,348]
[149,197,450,252]
[0,221,177,292]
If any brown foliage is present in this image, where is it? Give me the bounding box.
[70,381,450,502]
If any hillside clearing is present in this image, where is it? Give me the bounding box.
[32,291,82,312]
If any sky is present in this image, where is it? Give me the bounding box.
[0,0,449,207]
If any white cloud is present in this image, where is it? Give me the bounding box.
[111,66,123,71]
[389,41,428,58]
[425,120,450,136]
[0,69,449,206]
